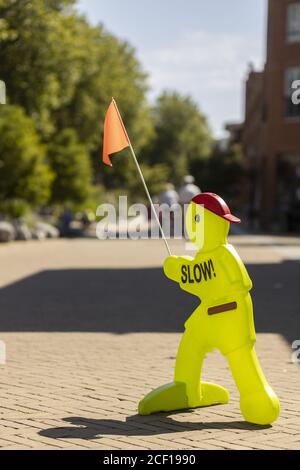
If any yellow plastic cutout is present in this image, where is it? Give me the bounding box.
[138,197,280,425]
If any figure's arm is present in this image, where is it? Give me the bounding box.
[220,245,252,291]
[163,255,194,283]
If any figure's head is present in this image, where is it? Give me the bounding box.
[185,192,241,250]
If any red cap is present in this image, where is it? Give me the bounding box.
[192,192,241,224]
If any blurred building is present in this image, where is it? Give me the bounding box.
[242,0,300,231]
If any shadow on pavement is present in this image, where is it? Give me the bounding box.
[39,413,270,440]
[0,261,299,342]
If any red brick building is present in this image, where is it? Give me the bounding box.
[242,0,300,231]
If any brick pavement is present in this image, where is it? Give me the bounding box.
[0,237,299,450]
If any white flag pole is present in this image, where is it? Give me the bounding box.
[112,99,172,256]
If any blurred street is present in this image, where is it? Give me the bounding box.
[0,236,299,450]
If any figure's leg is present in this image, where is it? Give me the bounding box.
[138,328,229,415]
[174,328,229,408]
[226,344,280,425]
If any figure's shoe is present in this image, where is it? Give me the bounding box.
[138,381,229,416]
[240,386,280,425]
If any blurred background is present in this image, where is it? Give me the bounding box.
[0,0,300,242]
[0,1,299,450]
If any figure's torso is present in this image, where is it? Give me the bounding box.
[178,244,251,308]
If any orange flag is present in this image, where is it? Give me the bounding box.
[102,99,130,167]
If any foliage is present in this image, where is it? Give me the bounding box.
[0,0,153,150]
[145,92,213,185]
[47,128,92,205]
[125,161,170,203]
[0,105,53,211]
[0,1,222,218]
[191,143,244,203]
[0,198,31,218]
[0,0,155,212]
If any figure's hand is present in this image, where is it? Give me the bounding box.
[163,256,179,281]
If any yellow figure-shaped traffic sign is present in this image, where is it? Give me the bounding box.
[138,193,280,425]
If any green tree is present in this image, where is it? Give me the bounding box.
[48,128,92,205]
[191,143,244,205]
[146,92,213,184]
[0,0,153,154]
[58,20,154,152]
[56,19,154,189]
[117,159,170,203]
[0,105,53,212]
[0,0,154,197]
[0,0,79,136]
